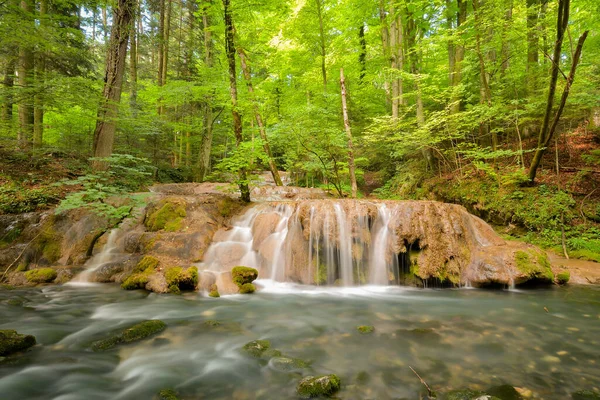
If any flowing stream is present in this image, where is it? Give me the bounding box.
[1,284,599,399]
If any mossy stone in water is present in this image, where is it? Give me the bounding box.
[91,320,166,351]
[24,268,57,283]
[242,340,270,357]
[231,266,258,286]
[486,385,523,400]
[270,356,310,371]
[296,374,341,398]
[514,250,554,282]
[155,388,180,400]
[122,256,159,290]
[208,284,220,298]
[165,266,199,292]
[239,283,256,294]
[0,330,36,356]
[572,390,600,400]
[446,389,501,400]
[556,271,570,285]
[357,325,374,334]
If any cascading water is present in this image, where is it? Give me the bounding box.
[72,229,121,283]
[199,200,409,286]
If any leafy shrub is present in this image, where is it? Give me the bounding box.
[0,185,58,214]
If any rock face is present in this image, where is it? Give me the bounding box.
[201,199,553,288]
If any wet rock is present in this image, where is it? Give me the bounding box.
[24,267,57,283]
[0,330,36,356]
[486,385,523,400]
[208,284,220,297]
[269,356,310,371]
[242,340,271,357]
[251,212,281,251]
[93,262,124,282]
[91,320,166,351]
[145,199,187,232]
[165,266,199,293]
[296,374,341,398]
[239,283,256,294]
[572,390,600,400]
[54,268,75,284]
[214,271,239,295]
[121,256,159,290]
[356,325,374,334]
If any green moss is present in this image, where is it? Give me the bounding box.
[296,374,341,398]
[263,348,283,358]
[572,390,600,400]
[239,283,256,294]
[556,271,570,285]
[165,266,198,292]
[217,198,236,217]
[231,266,258,286]
[122,256,159,290]
[91,320,166,351]
[0,330,36,356]
[208,284,220,298]
[514,250,554,282]
[357,325,374,334]
[570,249,600,263]
[204,320,221,327]
[271,356,310,371]
[156,389,180,400]
[242,340,271,357]
[24,268,57,283]
[314,265,327,285]
[16,263,27,272]
[146,200,186,232]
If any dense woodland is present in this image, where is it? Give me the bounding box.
[1,0,599,258]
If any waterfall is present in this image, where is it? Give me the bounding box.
[199,200,406,286]
[73,229,121,283]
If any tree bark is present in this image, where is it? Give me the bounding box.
[390,6,403,120]
[358,24,367,83]
[129,0,138,117]
[379,0,391,106]
[526,0,540,94]
[223,0,250,202]
[92,0,134,169]
[157,0,165,87]
[162,0,171,85]
[1,58,16,127]
[340,68,357,198]
[18,0,34,150]
[33,0,48,149]
[238,48,283,186]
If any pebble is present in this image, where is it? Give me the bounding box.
[567,327,580,332]
[542,355,561,363]
[201,310,216,317]
[557,350,568,356]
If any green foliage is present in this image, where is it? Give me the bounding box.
[24,268,57,283]
[0,185,58,214]
[56,155,153,224]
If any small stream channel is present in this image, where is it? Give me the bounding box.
[1,283,599,399]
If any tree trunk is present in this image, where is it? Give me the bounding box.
[102,7,108,42]
[162,0,171,85]
[379,0,391,106]
[526,0,540,94]
[33,0,48,149]
[1,58,16,127]
[358,24,367,83]
[129,0,138,117]
[449,0,466,115]
[315,0,327,91]
[223,0,250,202]
[18,0,34,150]
[157,0,165,87]
[529,21,588,182]
[472,0,494,149]
[340,68,357,198]
[92,0,134,169]
[238,48,283,186]
[197,1,213,181]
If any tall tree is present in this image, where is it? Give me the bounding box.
[92,0,134,169]
[197,0,214,182]
[33,0,48,149]
[315,0,327,91]
[223,0,250,202]
[340,68,357,198]
[17,0,34,149]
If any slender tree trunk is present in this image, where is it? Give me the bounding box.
[162,0,171,85]
[238,48,283,186]
[358,24,367,83]
[102,7,108,42]
[197,1,213,181]
[158,0,165,87]
[129,0,138,117]
[379,1,391,106]
[340,68,357,198]
[449,0,466,115]
[33,0,48,149]
[315,0,327,91]
[92,0,134,169]
[1,58,16,127]
[223,0,250,202]
[390,5,399,120]
[472,0,494,149]
[526,0,540,94]
[529,20,588,182]
[18,0,34,150]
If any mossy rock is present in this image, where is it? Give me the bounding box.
[296,374,341,398]
[165,266,199,293]
[0,330,36,356]
[155,389,181,400]
[91,320,166,351]
[572,390,600,400]
[514,250,554,282]
[314,265,327,285]
[146,200,187,232]
[24,268,57,283]
[556,271,570,285]
[270,356,310,371]
[239,283,256,294]
[231,266,258,286]
[357,325,374,334]
[446,389,501,400]
[486,385,523,400]
[242,340,271,357]
[122,256,159,290]
[208,284,220,298]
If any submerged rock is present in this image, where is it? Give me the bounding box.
[155,389,181,400]
[91,320,166,351]
[572,390,600,400]
[0,330,36,356]
[269,356,310,371]
[356,325,374,334]
[486,385,523,400]
[445,389,502,400]
[296,374,341,398]
[208,284,220,297]
[242,340,271,357]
